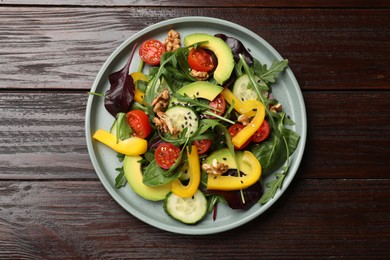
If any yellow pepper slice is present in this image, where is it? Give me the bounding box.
[221,88,245,114]
[206,149,261,191]
[222,88,266,148]
[93,129,147,155]
[171,145,200,198]
[232,100,265,148]
[131,72,147,105]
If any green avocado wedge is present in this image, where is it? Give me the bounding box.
[184,33,234,85]
[123,155,171,201]
[177,81,223,100]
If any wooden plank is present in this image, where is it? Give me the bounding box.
[0,91,389,179]
[0,7,389,90]
[1,0,390,8]
[303,91,390,178]
[0,179,389,258]
[0,91,96,179]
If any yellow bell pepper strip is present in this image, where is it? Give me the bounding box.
[220,88,257,118]
[130,72,147,105]
[207,150,261,191]
[221,88,266,147]
[220,88,245,114]
[170,145,201,198]
[232,100,265,148]
[93,129,147,155]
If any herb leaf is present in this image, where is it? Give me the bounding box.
[104,44,138,117]
[259,173,286,204]
[253,59,289,84]
[114,167,127,188]
[142,138,190,186]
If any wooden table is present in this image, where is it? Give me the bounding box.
[1,1,389,258]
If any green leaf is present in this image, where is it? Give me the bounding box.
[250,112,299,176]
[114,112,132,142]
[114,167,127,188]
[142,138,190,186]
[254,59,288,84]
[259,173,286,204]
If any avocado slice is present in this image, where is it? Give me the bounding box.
[170,81,223,106]
[203,148,261,191]
[123,155,171,201]
[177,81,223,100]
[184,33,234,85]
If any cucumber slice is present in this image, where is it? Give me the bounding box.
[165,106,198,137]
[164,190,207,224]
[233,74,267,102]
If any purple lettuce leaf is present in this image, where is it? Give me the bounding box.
[215,33,254,66]
[204,169,263,210]
[104,44,138,117]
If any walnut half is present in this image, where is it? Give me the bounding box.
[151,89,170,114]
[164,29,181,52]
[190,69,209,81]
[153,112,180,135]
[202,159,229,176]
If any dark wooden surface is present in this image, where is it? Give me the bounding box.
[1,1,389,259]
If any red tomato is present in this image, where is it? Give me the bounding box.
[188,48,215,72]
[155,142,181,170]
[208,94,226,116]
[251,120,270,143]
[126,110,152,139]
[193,139,212,154]
[228,124,251,150]
[139,39,165,65]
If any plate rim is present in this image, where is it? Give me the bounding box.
[85,16,307,235]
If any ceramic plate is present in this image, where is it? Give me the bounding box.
[85,16,307,235]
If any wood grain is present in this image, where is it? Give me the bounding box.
[1,91,389,180]
[1,0,390,8]
[1,3,389,258]
[0,179,389,258]
[1,7,389,90]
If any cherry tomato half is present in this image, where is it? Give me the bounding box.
[139,39,165,66]
[228,124,251,150]
[126,110,152,139]
[193,139,212,155]
[155,142,181,170]
[251,120,270,143]
[208,94,226,116]
[188,48,215,72]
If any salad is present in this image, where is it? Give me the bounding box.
[91,29,300,225]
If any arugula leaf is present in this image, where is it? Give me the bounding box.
[114,167,127,188]
[171,93,235,124]
[171,93,213,111]
[197,119,221,134]
[253,59,289,84]
[259,173,286,204]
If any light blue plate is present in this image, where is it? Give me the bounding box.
[85,16,307,235]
